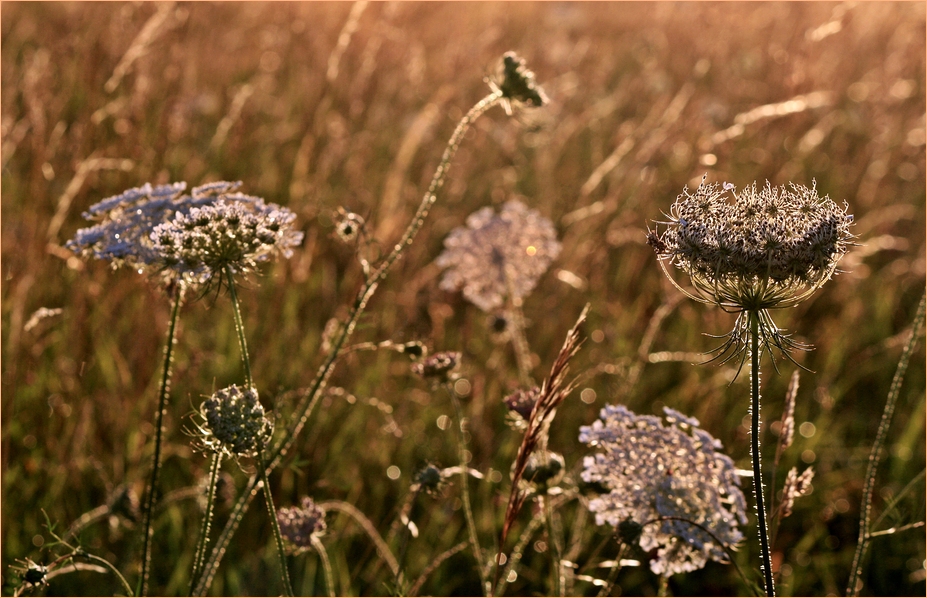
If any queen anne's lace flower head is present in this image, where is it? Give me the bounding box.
[648,177,853,313]
[437,200,561,313]
[194,385,273,458]
[277,497,327,553]
[66,181,303,286]
[580,404,747,577]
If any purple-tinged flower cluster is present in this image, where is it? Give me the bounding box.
[277,497,327,553]
[580,404,747,577]
[66,181,302,284]
[151,198,301,281]
[437,200,561,313]
[194,385,273,458]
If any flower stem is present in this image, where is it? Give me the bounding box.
[847,292,926,596]
[225,266,253,389]
[450,388,489,596]
[750,312,775,597]
[542,494,564,597]
[258,448,294,597]
[192,91,504,595]
[137,282,184,597]
[310,535,335,598]
[189,453,222,593]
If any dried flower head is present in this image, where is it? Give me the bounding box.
[193,385,273,458]
[490,51,549,116]
[67,181,303,286]
[580,404,747,577]
[437,200,561,313]
[411,351,461,383]
[648,177,854,367]
[277,497,327,553]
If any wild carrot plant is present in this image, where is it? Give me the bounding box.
[648,178,855,595]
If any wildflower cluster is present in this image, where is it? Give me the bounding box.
[648,177,853,312]
[276,497,327,553]
[67,181,302,284]
[437,200,561,313]
[580,404,747,577]
[194,385,273,458]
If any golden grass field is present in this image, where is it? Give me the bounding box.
[2,2,925,596]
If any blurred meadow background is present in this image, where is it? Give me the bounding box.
[2,1,925,596]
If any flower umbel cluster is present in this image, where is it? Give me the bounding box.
[276,497,327,553]
[437,200,561,313]
[194,385,273,458]
[580,404,747,577]
[648,177,853,312]
[67,181,302,285]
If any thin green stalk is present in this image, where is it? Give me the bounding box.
[595,543,625,598]
[317,499,400,579]
[225,266,253,388]
[450,388,489,596]
[494,506,546,596]
[847,292,926,597]
[750,312,775,597]
[189,453,222,593]
[258,448,294,597]
[137,283,184,597]
[192,91,503,596]
[310,536,335,598]
[542,495,564,597]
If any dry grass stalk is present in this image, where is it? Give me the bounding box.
[499,304,588,557]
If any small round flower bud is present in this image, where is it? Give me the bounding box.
[413,463,445,495]
[618,519,644,545]
[195,385,273,458]
[277,497,327,553]
[522,450,565,489]
[504,386,541,421]
[411,351,461,382]
[401,341,427,359]
[334,209,365,244]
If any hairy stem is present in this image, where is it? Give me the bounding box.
[451,388,489,595]
[310,536,335,598]
[225,266,253,389]
[258,448,294,596]
[750,312,775,597]
[192,91,503,595]
[137,283,184,596]
[189,453,222,593]
[847,292,926,596]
